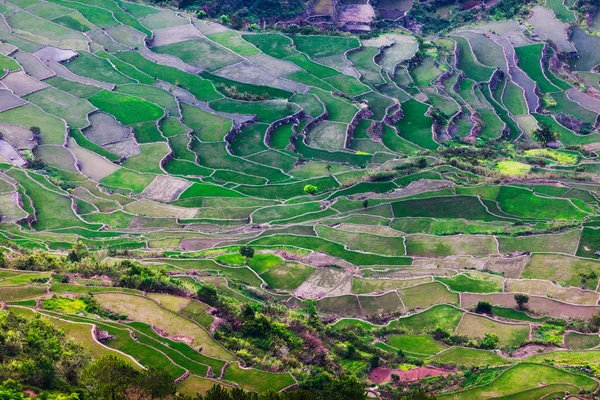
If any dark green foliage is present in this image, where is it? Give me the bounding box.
[514,293,529,310]
[0,310,90,389]
[240,246,255,263]
[197,284,220,306]
[182,375,365,399]
[83,354,175,400]
[532,123,558,145]
[474,301,493,315]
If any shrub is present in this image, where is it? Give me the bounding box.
[478,333,500,349]
[474,301,493,315]
[304,184,318,195]
[514,293,529,310]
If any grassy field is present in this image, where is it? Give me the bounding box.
[456,313,530,348]
[392,305,464,333]
[439,363,596,399]
[89,91,164,125]
[386,334,446,355]
[496,186,588,220]
[515,44,560,94]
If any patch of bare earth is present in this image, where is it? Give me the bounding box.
[180,238,229,251]
[293,267,353,299]
[461,293,600,319]
[142,175,192,202]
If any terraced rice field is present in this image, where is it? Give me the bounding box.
[1,1,600,397]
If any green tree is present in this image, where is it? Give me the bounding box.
[140,367,176,399]
[514,293,529,310]
[68,241,88,263]
[304,184,318,195]
[474,301,492,315]
[30,126,41,137]
[220,15,230,24]
[417,157,427,168]
[82,354,139,400]
[239,246,255,264]
[197,284,219,306]
[479,332,500,349]
[532,123,557,146]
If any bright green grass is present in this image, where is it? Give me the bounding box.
[496,186,588,220]
[89,91,164,125]
[241,33,297,59]
[191,141,288,182]
[399,282,459,310]
[131,121,164,143]
[121,143,169,174]
[480,83,522,141]
[179,182,243,199]
[0,104,65,145]
[308,88,357,123]
[323,74,370,96]
[386,334,446,355]
[78,0,151,36]
[381,124,423,154]
[436,274,502,293]
[42,296,87,313]
[43,76,103,99]
[95,51,155,85]
[223,363,295,393]
[524,148,578,164]
[181,103,231,141]
[24,87,95,129]
[83,211,136,229]
[209,98,300,124]
[391,305,463,333]
[514,44,560,94]
[546,91,598,122]
[65,51,134,85]
[395,100,438,150]
[160,117,189,137]
[0,286,47,300]
[478,109,505,140]
[152,38,242,72]
[231,123,269,156]
[289,35,359,58]
[201,71,292,100]
[546,0,575,22]
[247,253,283,274]
[452,36,495,82]
[494,160,531,176]
[8,169,101,231]
[438,363,596,400]
[0,54,20,71]
[250,234,411,266]
[502,80,528,116]
[115,51,221,102]
[391,196,499,222]
[532,113,600,146]
[410,57,442,86]
[347,47,384,85]
[99,169,155,193]
[260,261,315,291]
[431,347,506,368]
[492,306,549,323]
[206,31,259,56]
[316,225,406,256]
